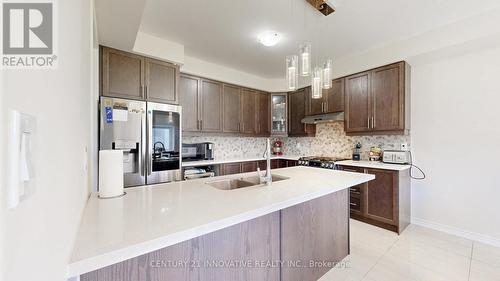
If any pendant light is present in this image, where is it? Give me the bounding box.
[322,59,333,89]
[299,43,311,76]
[286,55,298,90]
[311,67,323,99]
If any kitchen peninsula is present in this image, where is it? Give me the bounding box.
[70,167,374,281]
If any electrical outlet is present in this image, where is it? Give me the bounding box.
[400,143,409,151]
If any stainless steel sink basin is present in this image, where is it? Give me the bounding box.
[207,174,290,191]
[206,179,255,190]
[240,174,291,185]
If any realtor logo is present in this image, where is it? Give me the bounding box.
[1,1,57,68]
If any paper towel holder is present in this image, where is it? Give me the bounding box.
[7,110,36,209]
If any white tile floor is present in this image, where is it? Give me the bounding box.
[319,219,500,281]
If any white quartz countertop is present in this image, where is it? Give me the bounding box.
[182,155,301,167]
[336,160,411,171]
[67,167,374,277]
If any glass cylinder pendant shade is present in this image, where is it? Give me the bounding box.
[286,55,298,90]
[322,59,333,89]
[311,67,323,99]
[299,43,311,76]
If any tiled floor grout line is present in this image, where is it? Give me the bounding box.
[467,242,474,281]
[359,235,400,280]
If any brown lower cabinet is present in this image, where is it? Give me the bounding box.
[220,160,298,176]
[338,165,411,234]
[81,190,349,281]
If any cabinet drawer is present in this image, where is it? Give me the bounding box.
[350,197,361,213]
[350,186,362,198]
[339,165,364,173]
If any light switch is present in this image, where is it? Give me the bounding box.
[7,110,36,209]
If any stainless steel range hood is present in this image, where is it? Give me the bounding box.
[301,112,344,124]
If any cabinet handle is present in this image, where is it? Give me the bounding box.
[372,116,375,129]
[350,191,361,195]
[350,202,358,206]
[200,120,203,130]
[145,85,148,98]
[367,117,370,128]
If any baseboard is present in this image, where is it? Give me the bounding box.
[411,217,500,248]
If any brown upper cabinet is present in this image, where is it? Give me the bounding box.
[100,46,179,104]
[144,58,178,104]
[200,79,223,132]
[257,92,271,136]
[288,87,316,137]
[307,78,345,116]
[179,75,223,133]
[223,84,242,133]
[101,47,144,100]
[179,74,200,132]
[240,89,257,134]
[179,73,271,137]
[345,61,410,135]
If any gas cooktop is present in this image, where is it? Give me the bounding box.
[298,156,350,169]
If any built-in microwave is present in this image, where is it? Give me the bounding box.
[182,143,214,161]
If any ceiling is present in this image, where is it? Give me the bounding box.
[139,0,500,79]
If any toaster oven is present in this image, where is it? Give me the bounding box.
[382,150,410,164]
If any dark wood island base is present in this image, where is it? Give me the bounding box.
[81,189,349,281]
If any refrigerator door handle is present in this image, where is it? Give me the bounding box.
[147,109,153,176]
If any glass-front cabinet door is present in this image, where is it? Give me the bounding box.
[271,93,287,135]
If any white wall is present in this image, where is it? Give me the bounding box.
[410,47,500,245]
[1,1,92,281]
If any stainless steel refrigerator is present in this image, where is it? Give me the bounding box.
[99,97,182,187]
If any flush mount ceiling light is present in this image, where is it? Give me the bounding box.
[258,31,281,47]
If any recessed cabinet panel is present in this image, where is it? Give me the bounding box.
[101,47,144,99]
[345,72,371,132]
[309,95,324,116]
[365,168,397,225]
[371,63,404,131]
[200,80,223,132]
[257,92,271,136]
[145,59,178,104]
[241,89,257,134]
[288,88,315,137]
[223,84,242,133]
[325,78,345,113]
[179,75,200,132]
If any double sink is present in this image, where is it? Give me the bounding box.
[207,174,290,191]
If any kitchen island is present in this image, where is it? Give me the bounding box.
[70,167,374,281]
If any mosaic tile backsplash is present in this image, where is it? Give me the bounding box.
[183,122,410,160]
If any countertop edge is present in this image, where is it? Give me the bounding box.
[336,160,411,171]
[182,155,301,167]
[66,173,374,277]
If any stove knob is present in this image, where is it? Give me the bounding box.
[321,163,326,168]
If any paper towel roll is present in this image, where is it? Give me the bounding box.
[99,150,124,198]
